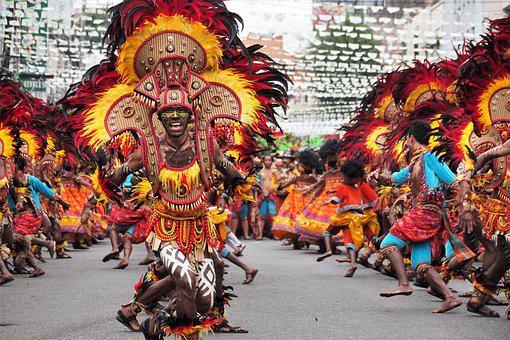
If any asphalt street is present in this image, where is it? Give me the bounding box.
[1,239,509,340]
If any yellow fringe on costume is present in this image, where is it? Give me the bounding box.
[128,177,154,205]
[118,14,223,85]
[159,161,200,191]
[209,208,229,242]
[473,195,509,237]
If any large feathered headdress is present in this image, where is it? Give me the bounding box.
[458,18,510,135]
[68,0,289,187]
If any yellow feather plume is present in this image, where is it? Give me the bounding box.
[477,75,510,132]
[200,68,261,126]
[0,125,15,158]
[20,130,40,159]
[366,125,389,155]
[55,150,66,166]
[87,169,109,203]
[117,14,222,85]
[45,136,56,154]
[374,94,392,120]
[458,122,475,171]
[82,84,135,150]
[393,139,406,163]
[404,82,442,111]
[428,114,441,152]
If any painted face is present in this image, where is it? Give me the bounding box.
[159,108,192,138]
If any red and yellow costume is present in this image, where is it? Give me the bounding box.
[272,175,317,241]
[294,170,343,244]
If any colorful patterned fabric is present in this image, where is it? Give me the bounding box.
[272,176,317,240]
[60,178,93,233]
[13,212,42,235]
[294,171,343,244]
[108,204,151,244]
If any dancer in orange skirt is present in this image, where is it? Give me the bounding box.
[59,168,94,249]
[272,149,321,248]
[294,139,343,248]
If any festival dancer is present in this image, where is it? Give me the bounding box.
[374,120,469,313]
[11,156,59,277]
[58,164,96,251]
[272,149,321,248]
[103,172,151,269]
[63,0,289,337]
[316,158,379,277]
[294,139,343,248]
[37,154,72,257]
[429,18,510,317]
[0,132,14,285]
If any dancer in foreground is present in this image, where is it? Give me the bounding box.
[374,120,469,313]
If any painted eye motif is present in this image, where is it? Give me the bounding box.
[211,95,223,107]
[123,106,134,118]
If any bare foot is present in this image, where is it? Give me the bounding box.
[433,296,462,313]
[344,265,357,277]
[114,259,129,269]
[316,251,332,262]
[243,269,258,284]
[335,257,350,264]
[102,249,120,262]
[28,268,45,278]
[380,284,413,297]
[138,257,155,266]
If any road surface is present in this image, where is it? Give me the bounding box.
[1,240,508,339]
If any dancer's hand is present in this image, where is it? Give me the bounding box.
[459,210,475,234]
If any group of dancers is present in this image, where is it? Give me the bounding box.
[271,14,510,320]
[1,0,509,339]
[3,0,289,339]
